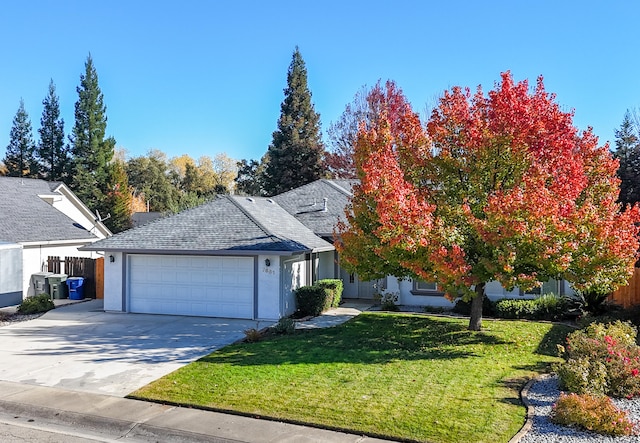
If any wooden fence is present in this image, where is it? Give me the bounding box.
[46,256,104,299]
[609,268,640,308]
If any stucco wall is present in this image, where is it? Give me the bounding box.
[257,254,280,320]
[103,252,124,311]
[385,276,575,308]
[0,243,23,306]
[281,254,306,318]
[316,251,336,280]
[21,242,99,297]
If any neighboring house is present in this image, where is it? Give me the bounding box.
[0,177,111,300]
[0,241,22,306]
[81,195,335,320]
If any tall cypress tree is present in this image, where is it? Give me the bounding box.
[613,110,640,206]
[3,99,38,177]
[263,47,326,196]
[69,54,115,214]
[104,159,132,233]
[37,80,68,182]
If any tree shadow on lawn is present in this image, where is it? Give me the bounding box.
[534,323,573,357]
[199,313,513,366]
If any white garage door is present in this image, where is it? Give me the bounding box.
[128,255,254,318]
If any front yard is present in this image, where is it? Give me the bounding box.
[130,312,571,443]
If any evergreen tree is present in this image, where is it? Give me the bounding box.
[69,54,115,213]
[3,99,38,177]
[613,110,640,207]
[263,47,326,195]
[37,80,68,182]
[104,159,132,233]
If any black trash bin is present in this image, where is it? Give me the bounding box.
[47,274,68,299]
[66,277,85,300]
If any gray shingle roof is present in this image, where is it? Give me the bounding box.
[0,177,98,243]
[83,195,334,254]
[272,179,357,237]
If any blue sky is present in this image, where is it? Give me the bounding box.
[1,1,639,163]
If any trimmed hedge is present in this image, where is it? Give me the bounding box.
[494,293,569,321]
[295,285,333,317]
[295,279,345,317]
[315,279,343,307]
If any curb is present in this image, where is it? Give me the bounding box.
[509,374,551,443]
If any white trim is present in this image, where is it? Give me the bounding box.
[19,239,98,247]
[51,183,112,238]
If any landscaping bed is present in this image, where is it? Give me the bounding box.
[131,312,571,443]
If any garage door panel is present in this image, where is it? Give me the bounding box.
[128,255,254,319]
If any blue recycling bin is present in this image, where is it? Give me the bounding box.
[66,277,85,300]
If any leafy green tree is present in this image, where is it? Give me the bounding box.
[182,162,205,196]
[613,110,640,207]
[69,54,115,213]
[263,47,326,195]
[3,99,38,177]
[235,157,267,195]
[104,159,132,233]
[126,150,179,212]
[37,80,68,182]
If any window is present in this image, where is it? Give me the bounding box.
[411,280,443,295]
[520,279,563,296]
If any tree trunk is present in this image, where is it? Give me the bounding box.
[468,282,486,331]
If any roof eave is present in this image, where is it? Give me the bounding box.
[78,246,320,256]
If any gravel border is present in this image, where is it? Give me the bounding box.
[0,311,46,326]
[515,375,640,442]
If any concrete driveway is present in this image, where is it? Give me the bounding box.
[0,300,273,397]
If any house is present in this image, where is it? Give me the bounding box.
[271,179,378,299]
[81,195,335,320]
[274,179,574,308]
[0,177,111,301]
[86,179,573,320]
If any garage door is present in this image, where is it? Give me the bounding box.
[128,255,254,318]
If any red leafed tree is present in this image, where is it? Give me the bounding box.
[337,73,640,331]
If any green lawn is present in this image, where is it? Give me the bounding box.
[130,312,571,443]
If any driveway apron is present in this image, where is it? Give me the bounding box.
[0,300,272,397]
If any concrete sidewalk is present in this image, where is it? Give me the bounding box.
[0,380,393,442]
[295,301,373,329]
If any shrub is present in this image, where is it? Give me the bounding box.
[555,357,608,395]
[315,279,343,307]
[244,328,262,343]
[494,299,535,319]
[555,321,640,398]
[551,393,637,436]
[378,292,400,311]
[295,285,332,317]
[272,317,295,335]
[577,321,637,346]
[453,296,494,317]
[17,294,55,314]
[576,288,613,315]
[494,293,569,321]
